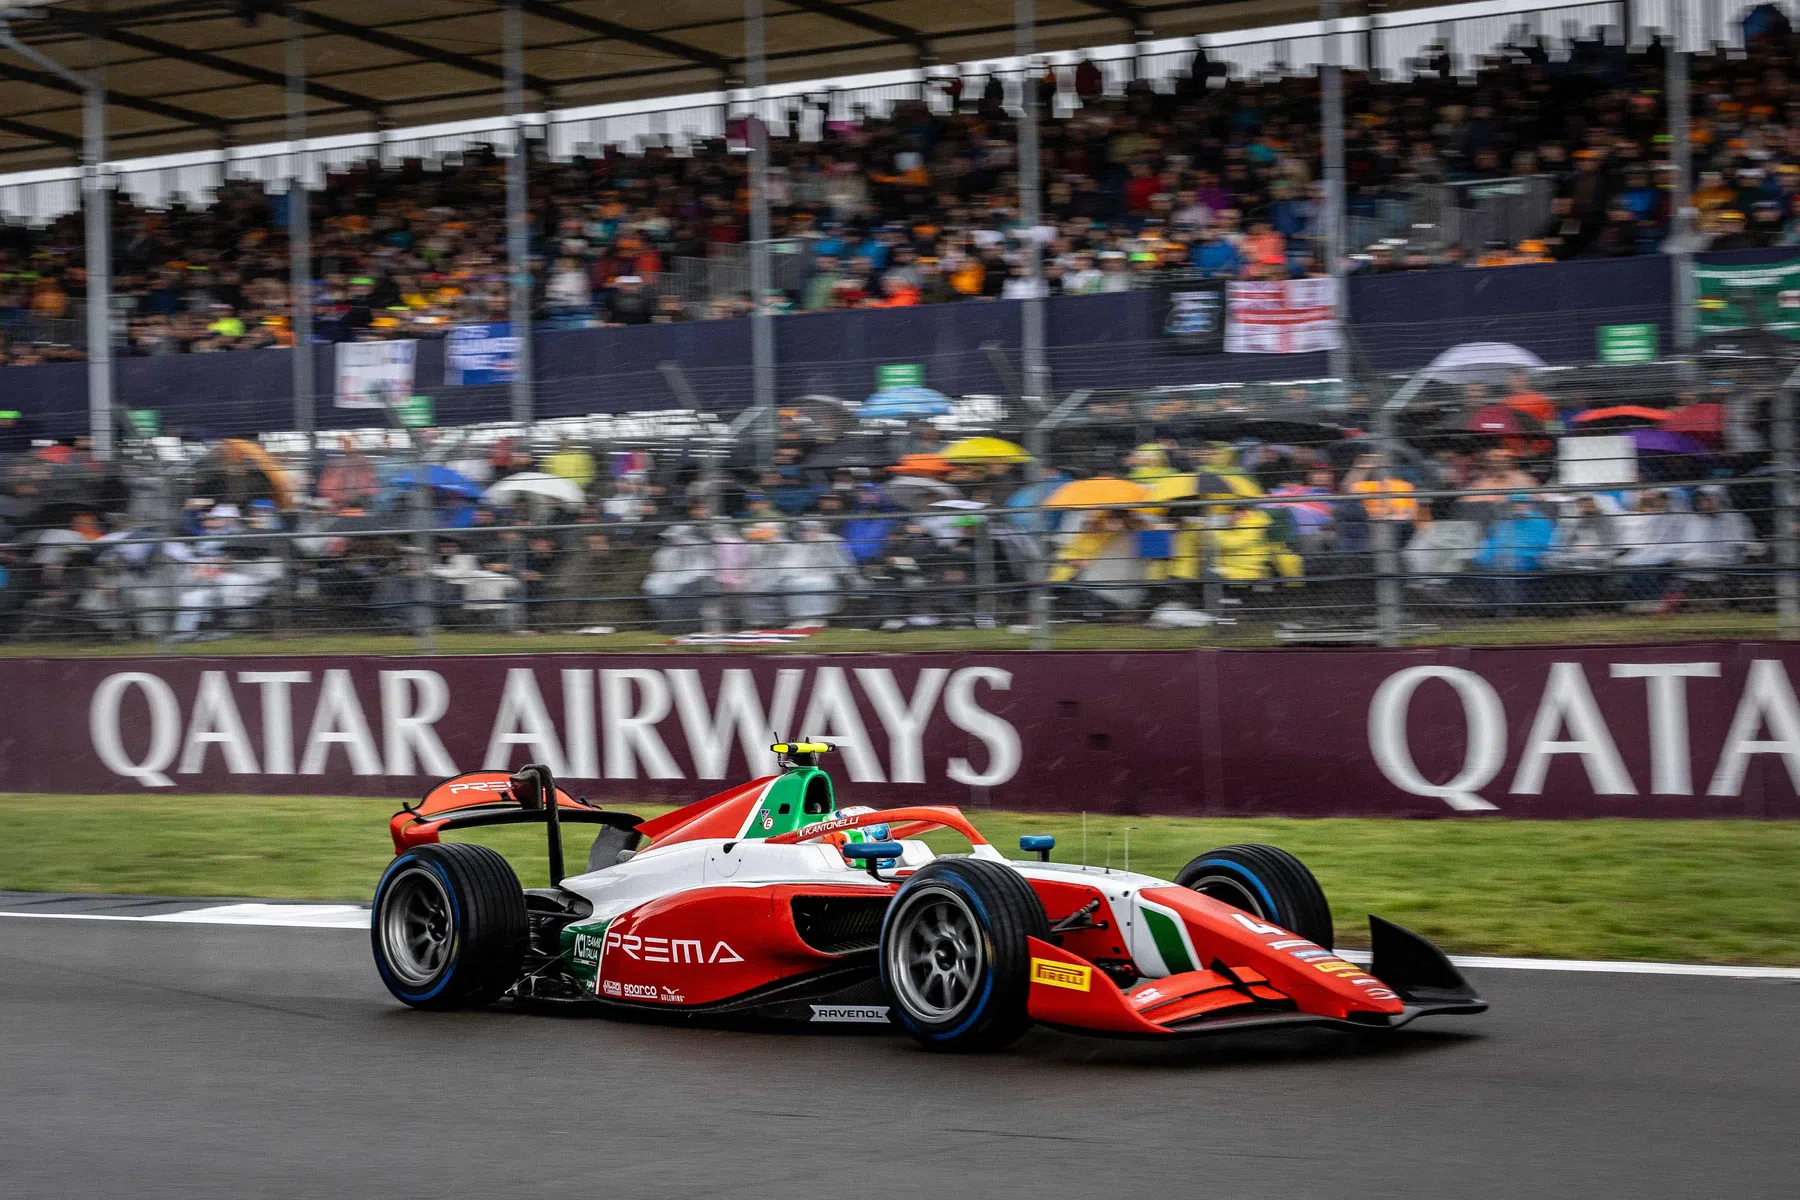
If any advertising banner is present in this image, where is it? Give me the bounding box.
[446,323,520,386]
[1156,280,1227,354]
[1694,259,1800,341]
[334,340,417,410]
[1224,277,1340,354]
[16,644,1800,818]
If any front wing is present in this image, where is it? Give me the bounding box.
[1026,915,1486,1040]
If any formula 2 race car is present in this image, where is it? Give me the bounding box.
[371,745,1485,1051]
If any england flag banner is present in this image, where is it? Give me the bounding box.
[336,340,417,410]
[1224,278,1339,354]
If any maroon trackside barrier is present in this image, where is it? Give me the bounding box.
[13,643,1800,817]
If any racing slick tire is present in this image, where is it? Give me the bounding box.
[372,842,529,1010]
[1176,844,1335,950]
[878,857,1049,1053]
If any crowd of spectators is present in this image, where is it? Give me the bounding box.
[3,9,1800,365]
[0,357,1776,640]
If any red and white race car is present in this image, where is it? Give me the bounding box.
[371,745,1484,1051]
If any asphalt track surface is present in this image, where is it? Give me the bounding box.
[2,909,1795,1199]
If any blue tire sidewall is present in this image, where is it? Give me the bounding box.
[372,852,464,1003]
[1190,858,1280,922]
[880,868,998,1043]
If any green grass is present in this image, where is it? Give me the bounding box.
[0,611,1787,657]
[2,794,1796,966]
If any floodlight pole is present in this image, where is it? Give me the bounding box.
[1321,0,1349,399]
[505,0,534,429]
[746,0,775,470]
[1668,3,1695,354]
[0,17,113,458]
[286,7,315,484]
[1016,0,1049,410]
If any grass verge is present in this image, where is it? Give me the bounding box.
[3,794,1795,966]
[0,610,1782,658]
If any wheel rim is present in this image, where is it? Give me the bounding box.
[1187,873,1267,920]
[887,885,985,1023]
[380,865,455,988]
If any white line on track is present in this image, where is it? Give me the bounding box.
[1,904,1797,979]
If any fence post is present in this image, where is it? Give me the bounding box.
[1777,371,1798,638]
[975,515,995,629]
[1373,405,1404,646]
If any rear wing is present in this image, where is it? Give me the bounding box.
[390,769,641,873]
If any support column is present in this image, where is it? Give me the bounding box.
[1016,0,1049,408]
[1322,0,1349,397]
[286,8,314,476]
[1777,368,1798,639]
[505,0,534,428]
[83,48,111,459]
[746,0,775,468]
[1669,3,1694,354]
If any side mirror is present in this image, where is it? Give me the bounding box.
[1020,835,1055,862]
[841,840,904,880]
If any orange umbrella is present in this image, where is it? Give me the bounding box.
[221,438,297,510]
[1045,477,1150,508]
[1571,405,1671,429]
[888,453,951,477]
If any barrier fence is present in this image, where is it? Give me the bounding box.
[7,473,1785,649]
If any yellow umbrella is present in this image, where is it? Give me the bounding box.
[1046,477,1150,509]
[943,436,1033,465]
[1145,474,1199,503]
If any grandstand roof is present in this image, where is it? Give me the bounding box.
[0,0,1387,172]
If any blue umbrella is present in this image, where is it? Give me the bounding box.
[860,385,953,420]
[383,464,482,499]
[1005,476,1068,532]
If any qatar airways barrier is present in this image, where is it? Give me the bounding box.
[13,645,1800,817]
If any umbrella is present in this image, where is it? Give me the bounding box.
[887,453,951,477]
[1465,405,1543,435]
[385,464,482,499]
[1664,403,1726,445]
[1572,405,1671,431]
[885,475,960,509]
[484,472,586,508]
[1418,342,1546,385]
[1046,477,1149,509]
[860,385,953,420]
[1186,415,1348,446]
[926,498,987,544]
[943,436,1032,465]
[1628,429,1713,457]
[1143,472,1237,504]
[220,438,297,510]
[1005,476,1068,530]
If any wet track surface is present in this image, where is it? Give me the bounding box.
[1,916,1795,1199]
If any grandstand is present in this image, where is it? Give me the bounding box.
[0,0,1793,650]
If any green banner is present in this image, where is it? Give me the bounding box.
[125,408,161,438]
[875,363,925,390]
[396,395,434,428]
[1596,323,1659,364]
[1694,259,1800,341]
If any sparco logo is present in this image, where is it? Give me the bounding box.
[809,1005,890,1023]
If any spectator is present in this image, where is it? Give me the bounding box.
[1472,497,1555,615]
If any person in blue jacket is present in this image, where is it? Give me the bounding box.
[1472,496,1555,616]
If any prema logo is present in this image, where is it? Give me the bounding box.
[604,930,744,964]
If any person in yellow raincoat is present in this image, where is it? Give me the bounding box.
[1206,506,1303,582]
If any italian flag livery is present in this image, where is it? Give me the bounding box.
[372,745,1485,1051]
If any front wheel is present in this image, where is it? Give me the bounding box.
[372,842,528,1010]
[878,858,1049,1052]
[1176,844,1335,949]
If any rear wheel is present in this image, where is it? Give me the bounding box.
[1176,844,1335,950]
[372,842,528,1010]
[879,858,1048,1052]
